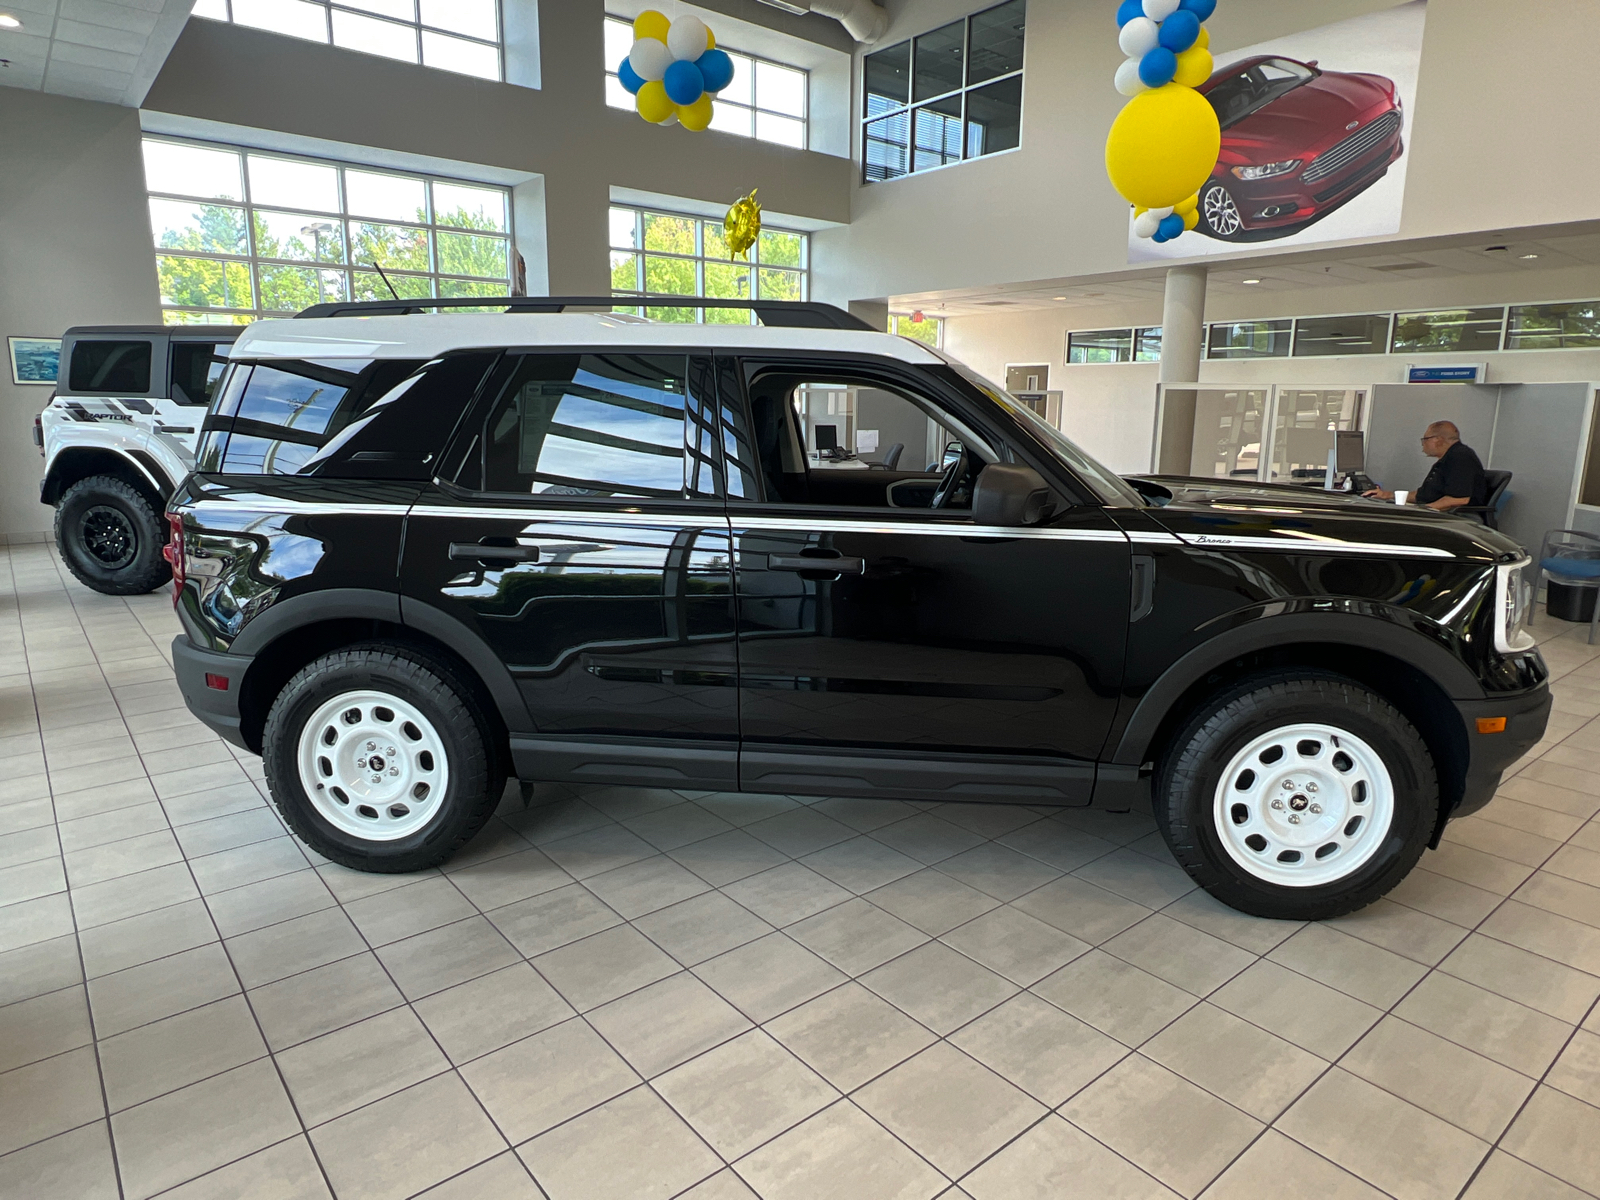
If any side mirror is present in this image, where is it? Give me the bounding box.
[972,463,1056,527]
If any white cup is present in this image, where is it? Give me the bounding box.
[1395,490,1409,506]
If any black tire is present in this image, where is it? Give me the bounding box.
[1154,672,1438,921]
[262,644,505,873]
[55,475,171,595]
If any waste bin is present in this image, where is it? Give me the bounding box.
[1547,579,1598,623]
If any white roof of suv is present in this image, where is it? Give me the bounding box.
[229,313,944,366]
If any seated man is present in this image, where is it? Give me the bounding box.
[1364,421,1487,514]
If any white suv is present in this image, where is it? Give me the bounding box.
[38,325,239,594]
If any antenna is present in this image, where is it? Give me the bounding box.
[369,262,401,301]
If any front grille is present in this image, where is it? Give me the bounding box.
[1301,110,1402,184]
[1312,155,1392,204]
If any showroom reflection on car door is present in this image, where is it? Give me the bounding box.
[720,356,1131,804]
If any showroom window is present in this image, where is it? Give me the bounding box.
[892,314,943,347]
[609,205,807,323]
[143,138,513,324]
[1292,314,1392,357]
[190,0,501,79]
[1392,308,1507,354]
[1207,320,1292,360]
[603,17,808,148]
[1068,329,1133,363]
[1506,302,1600,350]
[863,0,1025,183]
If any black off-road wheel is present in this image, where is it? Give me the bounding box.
[1155,672,1438,921]
[55,475,171,595]
[262,644,505,873]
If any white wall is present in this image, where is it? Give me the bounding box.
[0,94,163,539]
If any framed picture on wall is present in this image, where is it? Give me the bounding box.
[8,337,61,386]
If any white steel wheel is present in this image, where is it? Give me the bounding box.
[1212,722,1395,888]
[296,689,451,841]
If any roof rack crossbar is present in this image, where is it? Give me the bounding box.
[292,295,875,331]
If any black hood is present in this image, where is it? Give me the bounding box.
[1125,475,1521,563]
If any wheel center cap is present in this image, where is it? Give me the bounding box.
[367,755,386,772]
[1289,794,1309,812]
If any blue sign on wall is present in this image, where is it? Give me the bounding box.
[1407,364,1486,384]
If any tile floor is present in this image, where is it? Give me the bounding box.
[3,541,1600,1199]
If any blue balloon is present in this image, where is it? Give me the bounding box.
[1179,0,1217,18]
[1152,228,1171,244]
[1138,47,1177,88]
[1116,0,1144,26]
[1158,213,1186,240]
[617,56,644,95]
[663,59,705,106]
[1159,9,1201,52]
[696,48,735,94]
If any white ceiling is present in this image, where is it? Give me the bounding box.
[0,0,196,107]
[894,226,1600,318]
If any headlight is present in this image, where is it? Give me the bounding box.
[1232,160,1301,181]
[1495,559,1535,655]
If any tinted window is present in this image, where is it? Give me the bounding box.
[170,341,228,406]
[967,0,1024,85]
[464,354,690,498]
[69,340,152,394]
[1292,314,1391,357]
[1067,329,1133,364]
[216,358,425,475]
[913,20,964,101]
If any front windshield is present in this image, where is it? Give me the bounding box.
[1205,58,1315,129]
[939,356,1146,508]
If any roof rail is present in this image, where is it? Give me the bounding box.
[293,295,876,331]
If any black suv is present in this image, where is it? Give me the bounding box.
[166,298,1550,920]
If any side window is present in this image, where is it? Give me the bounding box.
[170,342,228,406]
[68,340,152,394]
[461,354,692,499]
[216,358,424,476]
[738,366,984,510]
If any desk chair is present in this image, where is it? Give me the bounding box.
[1532,528,1600,644]
[1457,470,1512,530]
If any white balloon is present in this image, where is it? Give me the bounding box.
[1142,0,1181,20]
[666,14,708,61]
[1118,16,1160,58]
[661,112,680,126]
[1133,212,1162,239]
[1150,206,1175,218]
[629,36,672,82]
[1114,57,1149,96]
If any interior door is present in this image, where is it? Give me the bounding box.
[402,350,739,790]
[723,356,1130,804]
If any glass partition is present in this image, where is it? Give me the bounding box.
[1268,389,1365,484]
[1190,388,1271,479]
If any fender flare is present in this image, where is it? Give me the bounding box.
[44,446,172,506]
[1111,610,1484,766]
[399,596,536,733]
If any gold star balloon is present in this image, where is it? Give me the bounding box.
[724,190,762,261]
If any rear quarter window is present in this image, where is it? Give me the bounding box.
[68,340,152,394]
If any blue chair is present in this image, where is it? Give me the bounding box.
[1534,529,1600,644]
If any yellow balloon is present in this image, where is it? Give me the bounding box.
[1175,192,1199,216]
[1183,208,1200,231]
[725,190,762,261]
[678,93,714,131]
[634,10,669,42]
[1198,25,1210,49]
[1105,84,1222,209]
[1134,206,1149,217]
[636,80,675,124]
[1174,46,1214,88]
[707,29,716,50]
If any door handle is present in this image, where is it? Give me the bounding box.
[769,553,865,576]
[450,541,540,564]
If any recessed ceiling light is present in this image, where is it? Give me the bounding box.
[0,14,22,27]
[1242,278,1262,285]
[1484,245,1508,253]
[1520,253,1540,260]
[1052,296,1067,301]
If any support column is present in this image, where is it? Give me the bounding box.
[1155,264,1208,473]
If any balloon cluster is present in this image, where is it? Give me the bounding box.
[616,10,735,131]
[1104,0,1222,244]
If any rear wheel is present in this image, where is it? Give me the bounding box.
[262,644,504,872]
[56,475,170,595]
[1155,673,1437,920]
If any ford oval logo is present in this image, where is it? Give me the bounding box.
[1346,120,1360,130]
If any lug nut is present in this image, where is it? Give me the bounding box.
[370,775,381,784]
[386,747,396,756]
[1282,781,1294,790]
[1288,814,1301,824]
[1309,803,1322,814]
[366,742,376,751]
[389,767,399,776]
[1306,782,1319,793]
[1271,799,1285,810]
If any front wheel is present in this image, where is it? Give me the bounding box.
[1155,673,1438,920]
[55,475,171,595]
[262,645,504,873]
[1199,181,1246,241]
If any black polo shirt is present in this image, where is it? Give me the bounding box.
[1416,440,1487,506]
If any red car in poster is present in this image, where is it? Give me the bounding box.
[1195,55,1404,241]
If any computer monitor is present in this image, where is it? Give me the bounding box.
[1335,430,1365,473]
[815,424,839,453]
